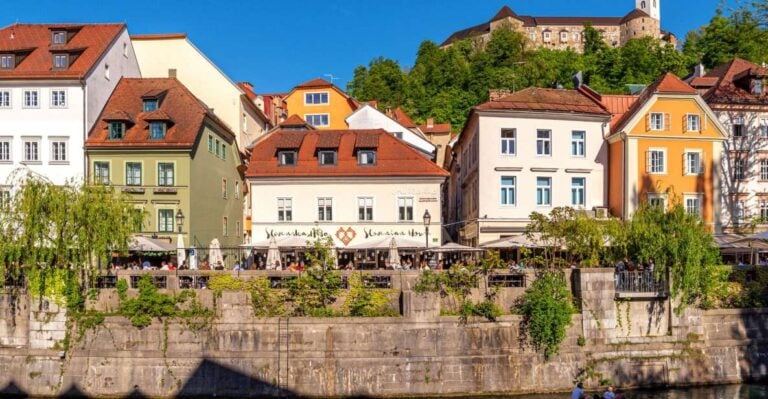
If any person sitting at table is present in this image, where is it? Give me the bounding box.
[142,260,151,270]
[287,261,299,272]
[214,261,225,271]
[160,261,169,271]
[200,260,211,270]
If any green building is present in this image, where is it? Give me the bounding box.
[85,78,244,248]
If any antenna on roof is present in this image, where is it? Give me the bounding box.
[324,74,340,84]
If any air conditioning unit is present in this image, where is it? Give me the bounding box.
[594,207,609,219]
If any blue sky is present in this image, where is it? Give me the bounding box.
[3,0,735,93]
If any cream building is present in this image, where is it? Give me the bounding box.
[441,1,673,52]
[131,34,270,149]
[448,86,611,246]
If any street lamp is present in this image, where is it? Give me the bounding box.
[423,209,431,252]
[175,209,185,233]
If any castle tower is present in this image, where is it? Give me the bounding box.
[636,0,660,20]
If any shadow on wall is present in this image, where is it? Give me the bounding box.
[732,310,768,382]
[0,381,27,398]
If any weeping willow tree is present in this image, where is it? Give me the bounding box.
[0,171,143,310]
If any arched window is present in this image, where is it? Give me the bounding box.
[641,1,646,8]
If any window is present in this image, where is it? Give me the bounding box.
[648,149,666,174]
[392,132,403,139]
[94,162,110,185]
[0,54,13,69]
[50,140,67,162]
[650,112,664,131]
[686,114,701,132]
[222,178,228,199]
[571,177,585,206]
[53,54,68,69]
[215,140,221,157]
[0,139,9,162]
[500,176,516,206]
[318,150,337,165]
[358,197,373,221]
[733,118,745,137]
[305,114,329,127]
[278,151,297,166]
[536,130,551,156]
[207,135,213,152]
[735,201,746,223]
[536,177,552,206]
[236,220,241,238]
[560,31,568,42]
[158,163,174,186]
[149,122,166,139]
[762,160,768,181]
[234,181,240,199]
[761,120,768,138]
[223,217,229,236]
[0,90,9,108]
[501,129,516,155]
[221,144,227,160]
[761,200,768,222]
[23,90,39,108]
[573,32,581,42]
[277,198,292,222]
[318,197,333,221]
[125,162,142,186]
[648,194,666,209]
[685,195,701,217]
[158,209,174,233]
[104,64,110,80]
[52,31,66,44]
[685,151,703,175]
[734,159,746,181]
[304,92,329,105]
[123,42,128,57]
[50,90,66,108]
[571,131,585,157]
[108,122,125,139]
[398,197,414,221]
[22,139,39,162]
[543,31,551,42]
[143,99,158,112]
[358,150,376,165]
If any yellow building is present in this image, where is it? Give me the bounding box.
[605,73,727,230]
[282,78,359,130]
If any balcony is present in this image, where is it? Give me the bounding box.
[615,271,668,298]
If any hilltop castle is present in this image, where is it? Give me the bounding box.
[441,1,675,52]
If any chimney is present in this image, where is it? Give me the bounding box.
[488,89,513,102]
[572,71,583,89]
[694,63,706,78]
[427,118,434,128]
[240,81,254,90]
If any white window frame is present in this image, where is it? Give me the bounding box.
[157,162,175,187]
[536,177,552,206]
[686,114,701,132]
[125,162,142,186]
[536,129,552,156]
[571,177,586,207]
[278,150,297,166]
[317,197,333,222]
[647,193,667,209]
[234,181,240,199]
[21,137,40,163]
[500,176,516,206]
[50,89,67,108]
[760,200,768,222]
[358,150,376,165]
[571,131,585,157]
[49,138,68,164]
[0,90,11,109]
[500,128,516,156]
[318,150,337,166]
[0,137,11,162]
[52,54,68,69]
[684,194,703,217]
[22,90,39,109]
[648,148,667,175]
[158,209,175,233]
[0,54,13,69]
[358,197,374,221]
[560,31,568,42]
[543,31,552,42]
[397,197,414,222]
[684,150,703,176]
[93,161,110,185]
[305,113,330,127]
[52,31,66,44]
[304,91,329,105]
[761,159,768,181]
[650,112,664,131]
[734,158,747,181]
[277,197,293,222]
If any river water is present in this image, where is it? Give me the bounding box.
[465,384,768,399]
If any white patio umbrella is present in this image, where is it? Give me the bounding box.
[346,235,426,250]
[129,235,175,252]
[265,237,281,270]
[209,238,224,268]
[176,234,186,267]
[433,242,486,253]
[189,247,198,270]
[387,237,401,267]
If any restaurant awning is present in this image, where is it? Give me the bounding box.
[481,233,550,249]
[432,242,486,253]
[250,236,314,250]
[129,236,176,252]
[346,236,427,250]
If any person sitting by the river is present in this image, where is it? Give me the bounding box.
[602,386,616,399]
[571,382,584,399]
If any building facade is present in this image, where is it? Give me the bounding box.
[246,129,447,248]
[441,1,673,52]
[0,23,140,187]
[282,78,360,130]
[448,87,611,246]
[689,58,768,232]
[606,73,727,230]
[130,34,270,150]
[85,78,244,248]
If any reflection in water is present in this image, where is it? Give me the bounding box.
[464,385,768,399]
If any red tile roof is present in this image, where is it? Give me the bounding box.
[86,78,235,149]
[296,78,333,89]
[246,129,449,178]
[693,58,768,106]
[130,33,186,40]
[611,73,699,134]
[0,23,125,80]
[285,78,360,113]
[600,95,639,129]
[419,123,452,134]
[237,82,257,101]
[475,87,610,115]
[279,114,314,129]
[387,107,417,128]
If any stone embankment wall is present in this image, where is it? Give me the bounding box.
[0,269,767,397]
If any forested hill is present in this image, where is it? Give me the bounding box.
[346,3,768,132]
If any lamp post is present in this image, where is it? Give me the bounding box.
[423,209,431,260]
[175,209,185,233]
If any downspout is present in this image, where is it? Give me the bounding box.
[82,79,88,183]
[622,132,628,219]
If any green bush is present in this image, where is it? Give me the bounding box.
[516,270,576,360]
[344,274,399,317]
[118,275,212,328]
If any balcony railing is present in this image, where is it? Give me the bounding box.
[615,271,667,297]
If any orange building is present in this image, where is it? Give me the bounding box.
[605,73,727,230]
[282,78,359,130]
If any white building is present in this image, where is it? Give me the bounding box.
[246,128,448,251]
[448,87,611,246]
[131,34,271,149]
[346,104,436,158]
[0,23,140,187]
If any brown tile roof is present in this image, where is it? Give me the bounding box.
[419,123,452,134]
[86,78,235,149]
[490,6,519,22]
[695,58,768,106]
[296,78,333,89]
[600,95,639,129]
[0,23,125,80]
[611,73,698,134]
[355,131,380,148]
[620,9,651,24]
[279,114,314,129]
[689,77,719,87]
[316,131,343,148]
[475,87,610,115]
[274,131,306,149]
[246,129,449,178]
[130,33,186,40]
[237,82,257,101]
[387,107,418,128]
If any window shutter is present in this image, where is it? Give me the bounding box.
[702,114,707,131]
[646,151,652,173]
[664,113,671,131]
[682,115,688,133]
[646,114,651,132]
[682,153,688,175]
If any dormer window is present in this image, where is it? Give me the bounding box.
[318,150,337,166]
[278,150,297,166]
[143,98,158,112]
[358,150,376,165]
[53,54,68,69]
[149,122,166,139]
[0,54,13,69]
[108,122,125,139]
[52,31,67,45]
[754,79,764,95]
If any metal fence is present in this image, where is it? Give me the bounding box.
[615,271,665,294]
